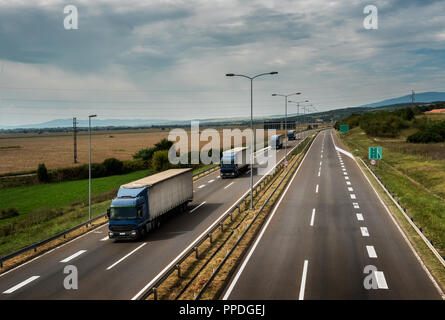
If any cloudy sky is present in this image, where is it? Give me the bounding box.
[0,0,444,126]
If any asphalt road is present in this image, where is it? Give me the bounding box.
[223,129,443,300]
[0,130,312,299]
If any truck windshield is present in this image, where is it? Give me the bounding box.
[110,206,137,220]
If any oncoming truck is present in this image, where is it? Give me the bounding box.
[220,147,248,178]
[269,134,284,149]
[107,168,193,240]
[287,130,296,140]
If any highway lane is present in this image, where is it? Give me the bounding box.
[0,130,313,299]
[224,129,442,300]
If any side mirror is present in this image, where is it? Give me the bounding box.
[106,208,111,218]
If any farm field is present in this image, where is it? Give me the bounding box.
[0,125,277,175]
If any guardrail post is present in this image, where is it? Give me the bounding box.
[153,287,158,300]
[0,260,2,268]
[34,246,37,253]
[229,212,232,222]
[220,222,224,232]
[195,246,199,259]
[209,232,213,243]
[176,264,181,278]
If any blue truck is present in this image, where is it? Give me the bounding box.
[220,147,249,178]
[269,134,284,149]
[287,130,296,140]
[107,168,193,240]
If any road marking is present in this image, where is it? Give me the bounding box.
[224,182,234,189]
[366,245,377,258]
[346,181,351,185]
[321,154,323,158]
[360,227,369,237]
[208,179,215,183]
[106,243,147,270]
[100,236,109,241]
[3,276,40,294]
[315,184,319,193]
[350,194,356,199]
[310,209,316,226]
[60,250,87,263]
[298,260,309,300]
[353,202,360,209]
[217,175,220,179]
[345,176,349,180]
[356,213,364,221]
[348,187,353,191]
[342,168,346,171]
[320,161,322,166]
[374,271,389,289]
[190,201,206,213]
[343,172,347,175]
[198,184,205,189]
[221,135,317,300]
[318,171,320,177]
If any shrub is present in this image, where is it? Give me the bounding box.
[0,207,19,220]
[103,158,123,175]
[37,163,49,182]
[152,150,171,171]
[407,121,445,143]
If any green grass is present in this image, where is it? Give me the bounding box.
[339,128,445,256]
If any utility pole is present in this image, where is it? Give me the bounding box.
[73,117,78,163]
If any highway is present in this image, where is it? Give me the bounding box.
[0,131,312,299]
[223,129,443,300]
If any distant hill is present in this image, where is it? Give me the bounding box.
[359,92,445,108]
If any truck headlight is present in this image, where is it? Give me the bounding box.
[109,232,113,236]
[131,230,137,236]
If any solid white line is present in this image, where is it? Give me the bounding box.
[374,271,389,289]
[298,260,309,300]
[106,243,147,270]
[190,201,206,213]
[315,184,319,193]
[360,227,369,237]
[350,194,356,199]
[366,245,377,258]
[224,182,235,189]
[133,135,311,300]
[100,236,109,241]
[198,184,205,189]
[310,209,316,226]
[356,213,364,221]
[60,250,87,263]
[222,132,319,300]
[3,276,40,294]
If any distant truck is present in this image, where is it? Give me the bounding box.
[287,130,296,140]
[107,168,193,240]
[269,134,284,149]
[220,147,249,178]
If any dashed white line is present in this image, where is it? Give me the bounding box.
[366,245,377,258]
[106,243,147,270]
[360,227,370,237]
[100,236,109,241]
[3,276,40,294]
[356,213,364,221]
[310,209,316,226]
[224,182,235,189]
[348,187,354,192]
[208,179,215,183]
[298,260,309,300]
[60,250,87,263]
[190,201,206,213]
[350,194,356,199]
[315,184,319,193]
[353,202,360,209]
[318,171,321,177]
[346,181,351,186]
[343,172,348,175]
[198,184,205,189]
[345,176,349,180]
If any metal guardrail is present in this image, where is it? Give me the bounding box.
[138,132,316,300]
[0,213,107,268]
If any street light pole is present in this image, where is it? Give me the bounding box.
[226,72,278,209]
[88,114,97,222]
[272,92,301,168]
[288,100,309,139]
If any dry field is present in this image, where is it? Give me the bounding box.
[0,126,280,174]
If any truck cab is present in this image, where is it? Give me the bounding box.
[269,135,284,149]
[287,130,296,140]
[108,187,148,240]
[220,147,248,178]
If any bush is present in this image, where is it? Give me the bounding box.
[407,121,445,143]
[152,150,172,171]
[133,138,174,161]
[0,207,19,220]
[103,158,123,175]
[37,163,49,182]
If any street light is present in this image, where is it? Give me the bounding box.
[226,71,278,209]
[288,100,309,138]
[271,92,300,167]
[88,114,97,222]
